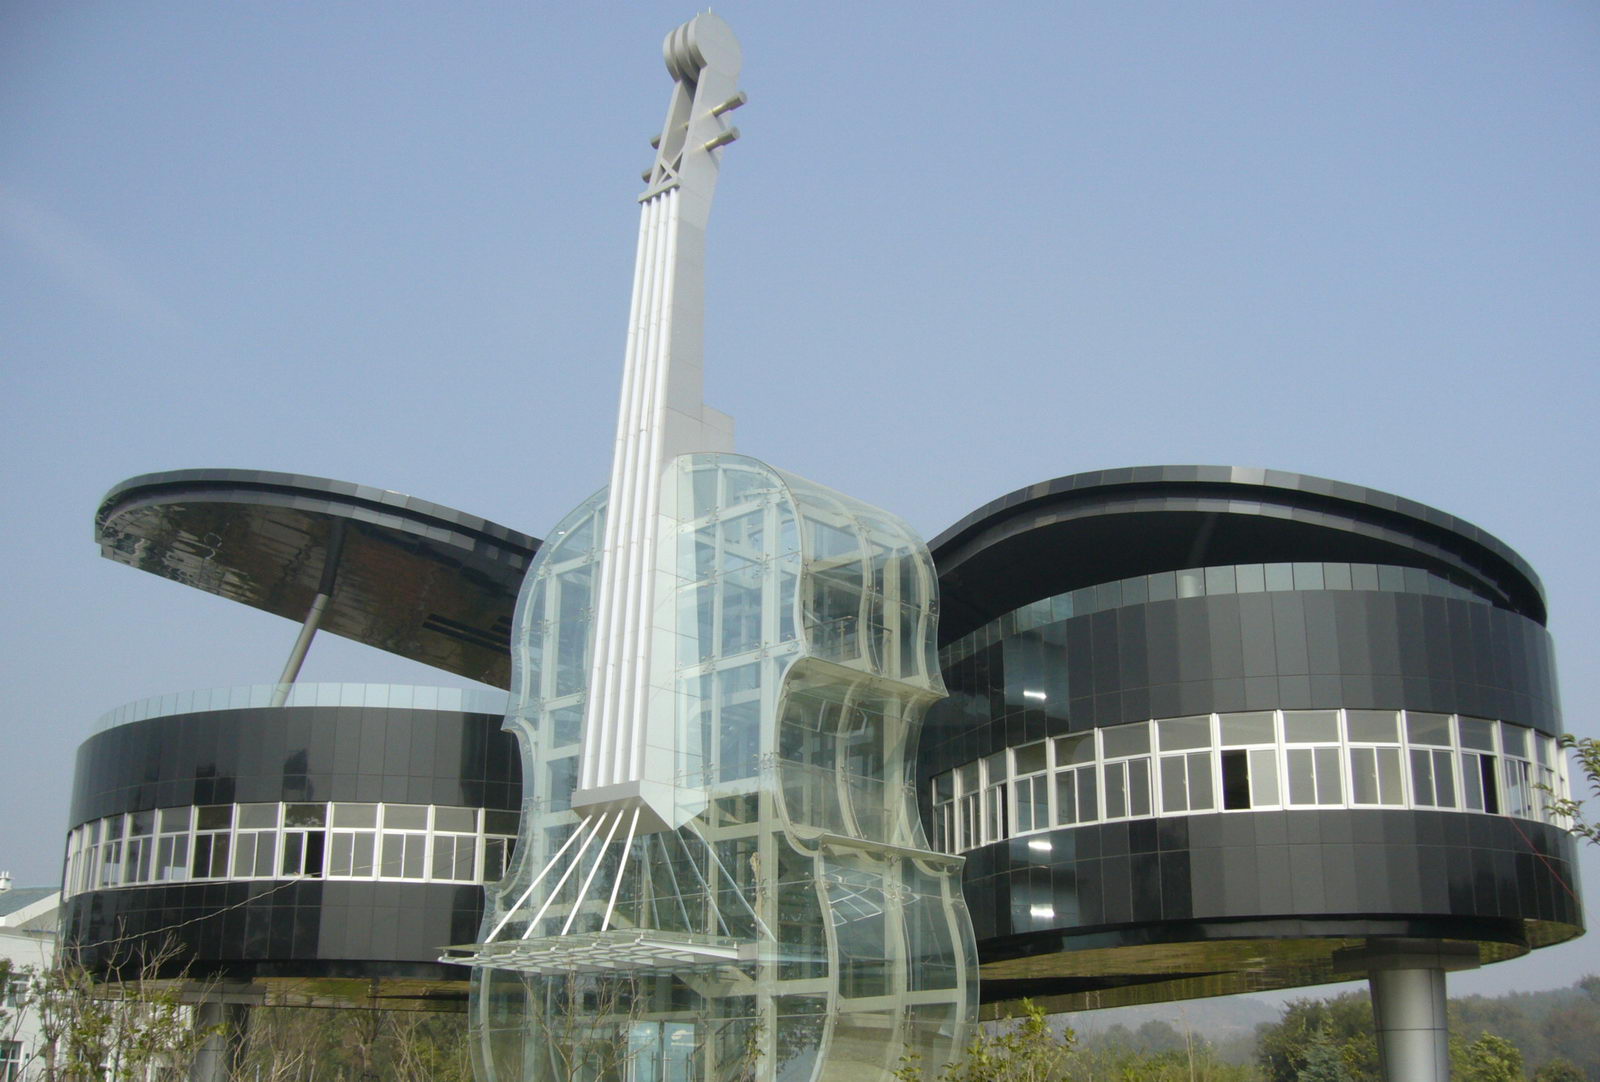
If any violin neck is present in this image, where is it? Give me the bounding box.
[574,20,745,826]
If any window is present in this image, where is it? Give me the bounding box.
[931,771,954,853]
[1158,717,1214,814]
[232,803,280,878]
[1010,743,1049,833]
[1500,723,1533,818]
[1053,734,1097,826]
[98,815,126,888]
[1284,711,1342,806]
[156,807,192,882]
[379,804,429,879]
[1407,713,1456,808]
[484,810,520,882]
[281,803,327,877]
[956,761,981,850]
[1345,711,1403,806]
[2,1038,24,1082]
[329,803,378,878]
[1458,717,1500,813]
[1219,712,1279,810]
[126,810,155,884]
[192,805,233,879]
[980,752,1008,846]
[431,806,479,881]
[1101,724,1152,819]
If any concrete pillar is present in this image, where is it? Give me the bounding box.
[1332,939,1479,1082]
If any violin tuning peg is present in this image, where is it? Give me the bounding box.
[710,91,747,117]
[702,127,739,152]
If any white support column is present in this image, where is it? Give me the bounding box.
[1334,939,1479,1082]
[1370,965,1450,1081]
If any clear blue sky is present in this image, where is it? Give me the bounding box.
[3,2,1596,1003]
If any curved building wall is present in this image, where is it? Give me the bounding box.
[921,468,1584,1011]
[61,690,521,1003]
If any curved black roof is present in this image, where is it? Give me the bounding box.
[930,465,1546,646]
[96,469,540,688]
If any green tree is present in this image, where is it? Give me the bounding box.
[1458,1032,1524,1082]
[916,1000,1076,1082]
[1256,994,1376,1082]
[1297,1032,1353,1082]
[1530,1060,1583,1082]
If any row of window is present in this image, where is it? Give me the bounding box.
[929,710,1567,854]
[1,1039,23,1082]
[62,802,519,898]
[942,561,1491,666]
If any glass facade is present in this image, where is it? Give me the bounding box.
[463,454,977,1082]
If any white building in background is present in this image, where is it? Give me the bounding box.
[0,877,59,1082]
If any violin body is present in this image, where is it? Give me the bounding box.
[462,453,977,1082]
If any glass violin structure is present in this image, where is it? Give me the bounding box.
[445,13,977,1082]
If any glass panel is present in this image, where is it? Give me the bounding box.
[1129,760,1152,817]
[1351,747,1378,803]
[1220,712,1274,746]
[1459,717,1496,751]
[285,804,326,827]
[1264,563,1295,591]
[1345,710,1398,743]
[1313,747,1342,804]
[1500,724,1530,758]
[1284,711,1338,743]
[1462,754,1486,810]
[1160,756,1188,811]
[1287,748,1316,804]
[1411,748,1436,804]
[484,810,520,835]
[1376,748,1403,804]
[1077,770,1098,821]
[196,805,232,831]
[1432,750,1457,807]
[1187,753,1214,810]
[1104,763,1128,818]
[1013,742,1047,775]
[435,807,476,832]
[332,803,378,828]
[384,805,428,830]
[1157,716,1211,751]
[1101,723,1150,758]
[1249,748,1280,806]
[1055,772,1078,825]
[1055,733,1094,766]
[1406,712,1452,746]
[237,804,278,829]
